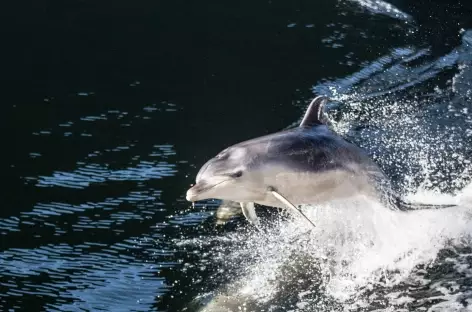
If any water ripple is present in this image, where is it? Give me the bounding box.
[0,189,162,235]
[30,160,176,189]
[347,0,412,21]
[1,241,170,311]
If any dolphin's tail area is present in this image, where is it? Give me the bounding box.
[387,182,472,211]
[393,197,457,211]
[368,168,459,211]
[392,180,472,211]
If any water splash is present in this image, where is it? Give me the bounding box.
[181,29,472,312]
[184,187,472,311]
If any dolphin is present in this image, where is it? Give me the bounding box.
[186,96,455,225]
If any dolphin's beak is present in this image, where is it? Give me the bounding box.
[186,184,203,202]
[186,178,231,202]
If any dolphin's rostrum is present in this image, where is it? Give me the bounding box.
[186,96,455,225]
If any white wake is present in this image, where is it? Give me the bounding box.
[181,184,472,311]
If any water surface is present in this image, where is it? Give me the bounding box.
[2,0,472,311]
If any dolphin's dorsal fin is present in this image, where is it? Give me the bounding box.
[299,96,328,127]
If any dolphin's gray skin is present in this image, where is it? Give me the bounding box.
[186,96,454,224]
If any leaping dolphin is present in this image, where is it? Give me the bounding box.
[186,96,455,226]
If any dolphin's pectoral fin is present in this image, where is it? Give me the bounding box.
[240,202,260,226]
[300,96,329,127]
[267,187,316,229]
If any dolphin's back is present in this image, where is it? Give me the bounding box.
[239,125,381,176]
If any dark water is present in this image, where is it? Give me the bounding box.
[2,0,472,311]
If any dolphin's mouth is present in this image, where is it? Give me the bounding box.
[186,179,231,202]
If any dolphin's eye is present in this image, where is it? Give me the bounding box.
[230,170,243,178]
